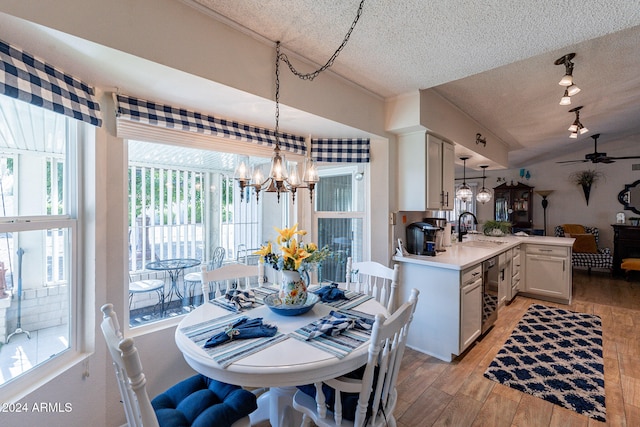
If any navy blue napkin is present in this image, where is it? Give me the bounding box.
[224,289,256,309]
[204,317,277,348]
[313,283,348,302]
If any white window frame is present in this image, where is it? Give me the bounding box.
[312,164,369,262]
[0,116,83,403]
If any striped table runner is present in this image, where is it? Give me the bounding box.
[289,308,376,359]
[180,312,288,368]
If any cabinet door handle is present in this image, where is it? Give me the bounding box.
[445,192,449,206]
[563,260,565,271]
[539,249,553,252]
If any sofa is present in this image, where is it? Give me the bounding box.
[554,224,613,274]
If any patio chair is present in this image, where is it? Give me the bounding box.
[345,257,400,313]
[200,262,265,303]
[184,247,226,305]
[292,288,419,427]
[128,273,165,314]
[100,303,257,427]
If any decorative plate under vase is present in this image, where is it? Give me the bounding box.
[278,269,308,306]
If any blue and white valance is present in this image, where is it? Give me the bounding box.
[312,138,370,163]
[0,39,102,127]
[116,94,307,156]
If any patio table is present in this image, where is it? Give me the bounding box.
[145,258,201,307]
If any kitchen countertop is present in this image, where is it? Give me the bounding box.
[393,234,574,271]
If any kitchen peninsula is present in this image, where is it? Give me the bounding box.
[393,234,574,362]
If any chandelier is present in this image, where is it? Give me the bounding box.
[234,0,366,203]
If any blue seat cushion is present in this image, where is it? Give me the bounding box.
[152,375,257,427]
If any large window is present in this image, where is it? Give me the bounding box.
[127,140,286,327]
[0,96,78,387]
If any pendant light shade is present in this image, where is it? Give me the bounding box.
[456,156,472,202]
[476,165,492,204]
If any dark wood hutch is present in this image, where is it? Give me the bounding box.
[611,224,640,276]
[493,182,534,229]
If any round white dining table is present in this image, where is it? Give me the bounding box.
[174,290,387,427]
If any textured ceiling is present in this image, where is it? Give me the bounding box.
[2,1,640,171]
[188,0,640,168]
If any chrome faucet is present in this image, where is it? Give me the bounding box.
[458,212,478,242]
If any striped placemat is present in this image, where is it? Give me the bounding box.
[208,285,280,313]
[180,312,288,368]
[289,308,375,359]
[318,289,374,310]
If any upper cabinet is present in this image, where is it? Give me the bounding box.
[493,182,534,229]
[398,132,455,211]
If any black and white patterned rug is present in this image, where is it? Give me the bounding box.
[484,304,605,421]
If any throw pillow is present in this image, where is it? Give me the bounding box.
[572,233,598,253]
[562,224,586,235]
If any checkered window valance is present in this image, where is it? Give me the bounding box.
[116,94,370,163]
[115,94,308,155]
[312,138,370,163]
[0,39,102,127]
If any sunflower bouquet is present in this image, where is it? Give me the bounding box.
[254,223,332,272]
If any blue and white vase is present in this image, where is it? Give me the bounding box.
[279,270,308,306]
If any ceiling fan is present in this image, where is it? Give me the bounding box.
[557,133,640,164]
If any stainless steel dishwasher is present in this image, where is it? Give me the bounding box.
[482,256,499,333]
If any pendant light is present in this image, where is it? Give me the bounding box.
[234,0,365,204]
[456,156,473,202]
[476,165,492,204]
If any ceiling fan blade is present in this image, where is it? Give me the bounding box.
[556,159,588,164]
[608,155,640,160]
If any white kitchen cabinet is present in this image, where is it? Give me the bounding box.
[510,245,521,301]
[398,132,455,211]
[498,250,511,307]
[460,264,482,351]
[523,244,571,302]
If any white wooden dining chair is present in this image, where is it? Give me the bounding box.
[292,288,419,427]
[345,257,399,313]
[100,303,256,427]
[200,262,265,303]
[184,246,226,304]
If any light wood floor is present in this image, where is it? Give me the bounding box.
[394,269,640,427]
[256,270,640,426]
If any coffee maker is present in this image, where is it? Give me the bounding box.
[406,222,440,256]
[423,218,447,251]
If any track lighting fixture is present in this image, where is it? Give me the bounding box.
[568,106,588,138]
[456,156,473,202]
[555,53,580,104]
[476,165,492,204]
